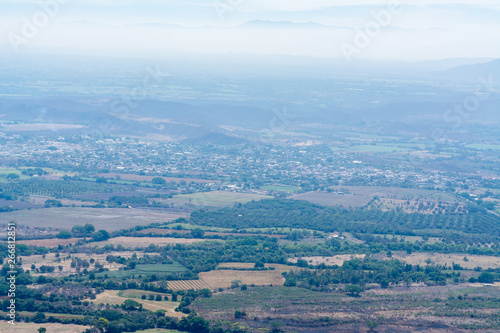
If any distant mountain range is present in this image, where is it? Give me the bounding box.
[440,59,500,82]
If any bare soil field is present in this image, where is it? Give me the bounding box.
[85,290,183,318]
[91,236,210,248]
[0,322,89,333]
[376,252,500,269]
[97,173,219,184]
[0,207,187,232]
[288,254,366,266]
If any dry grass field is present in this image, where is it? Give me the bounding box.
[0,208,187,232]
[287,254,366,266]
[91,236,209,248]
[17,238,83,247]
[85,290,183,318]
[380,252,500,270]
[15,251,154,277]
[199,266,289,290]
[0,322,89,333]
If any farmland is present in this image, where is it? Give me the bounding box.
[130,328,181,333]
[17,238,83,247]
[192,284,500,332]
[290,191,373,208]
[288,255,366,266]
[95,262,188,278]
[199,268,287,290]
[0,208,187,232]
[85,290,183,318]
[167,280,211,291]
[96,173,219,184]
[16,251,155,277]
[171,191,271,206]
[375,252,500,270]
[91,236,209,248]
[291,186,463,211]
[0,322,89,333]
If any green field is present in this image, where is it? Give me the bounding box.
[347,144,412,153]
[261,185,300,192]
[0,167,29,181]
[162,222,235,232]
[118,289,173,299]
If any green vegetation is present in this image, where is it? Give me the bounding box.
[190,199,500,245]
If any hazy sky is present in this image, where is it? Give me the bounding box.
[1,0,499,60]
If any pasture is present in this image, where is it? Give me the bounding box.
[0,208,187,232]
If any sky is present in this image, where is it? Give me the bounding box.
[0,0,499,61]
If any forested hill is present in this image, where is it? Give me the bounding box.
[189,199,500,244]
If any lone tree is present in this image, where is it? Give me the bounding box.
[367,320,379,332]
[38,328,47,333]
[345,284,363,297]
[234,310,247,319]
[6,173,20,180]
[152,177,167,185]
[57,230,72,239]
[122,299,140,310]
